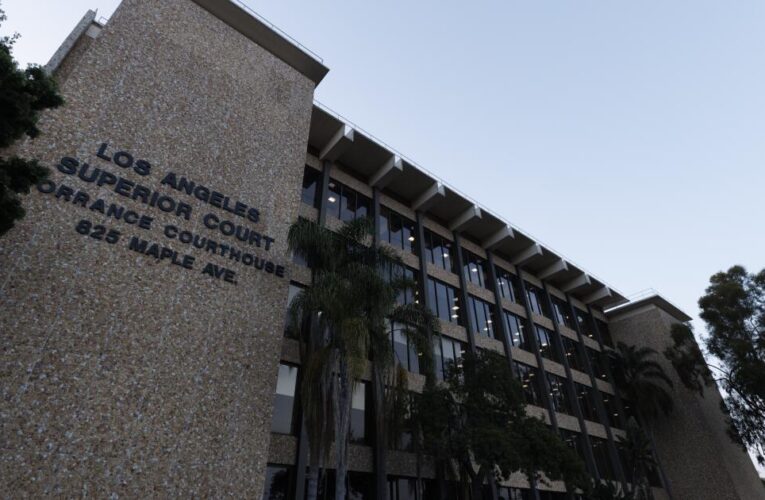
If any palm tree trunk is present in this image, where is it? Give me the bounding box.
[306,462,319,500]
[636,411,673,500]
[372,363,388,499]
[334,358,352,500]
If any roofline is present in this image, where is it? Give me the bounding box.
[190,0,329,85]
[309,101,630,309]
[605,294,693,323]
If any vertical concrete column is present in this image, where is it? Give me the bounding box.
[516,268,559,432]
[317,160,333,225]
[541,283,599,480]
[452,232,477,354]
[415,213,431,310]
[486,253,514,365]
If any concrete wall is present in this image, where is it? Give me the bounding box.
[0,0,315,496]
[608,305,764,500]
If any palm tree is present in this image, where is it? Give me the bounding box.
[618,417,658,500]
[287,216,437,500]
[611,342,673,420]
[610,342,674,499]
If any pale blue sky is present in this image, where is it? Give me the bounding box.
[3,0,764,471]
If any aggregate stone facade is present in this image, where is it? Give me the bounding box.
[0,0,315,496]
[608,304,765,500]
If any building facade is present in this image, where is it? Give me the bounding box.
[0,1,761,498]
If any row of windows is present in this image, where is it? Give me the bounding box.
[262,465,570,500]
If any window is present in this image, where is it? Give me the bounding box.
[596,319,614,347]
[496,268,522,303]
[427,277,463,325]
[575,383,600,422]
[513,361,542,406]
[301,166,321,208]
[588,347,608,380]
[551,296,575,329]
[350,382,371,443]
[284,282,306,338]
[326,178,371,222]
[382,262,419,306]
[560,429,587,465]
[262,464,292,500]
[561,336,584,372]
[591,437,614,479]
[525,282,550,317]
[348,472,374,500]
[547,373,572,414]
[391,321,421,374]
[462,249,488,288]
[535,326,560,363]
[271,364,298,434]
[575,308,595,339]
[423,228,454,272]
[602,393,622,428]
[434,336,465,380]
[467,295,496,339]
[498,488,533,500]
[380,206,417,255]
[388,476,418,500]
[503,311,531,351]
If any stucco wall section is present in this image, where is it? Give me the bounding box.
[609,305,765,500]
[0,0,315,496]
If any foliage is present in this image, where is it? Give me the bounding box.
[286,216,438,500]
[0,5,64,236]
[696,266,765,465]
[611,342,674,419]
[417,349,589,496]
[663,323,714,397]
[588,479,625,500]
[617,418,657,500]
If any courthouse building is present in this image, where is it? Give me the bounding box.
[0,0,762,499]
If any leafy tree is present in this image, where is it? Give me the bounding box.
[0,5,63,236]
[417,349,589,499]
[286,217,437,500]
[611,342,673,420]
[663,323,714,397]
[588,479,625,500]
[617,417,658,500]
[672,265,765,465]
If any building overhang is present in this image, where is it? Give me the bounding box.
[308,102,629,309]
[606,294,692,323]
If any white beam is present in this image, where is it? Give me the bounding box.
[583,286,612,304]
[510,243,543,266]
[369,155,403,188]
[320,124,354,161]
[482,225,515,250]
[412,182,445,212]
[449,205,482,232]
[538,259,568,280]
[561,273,591,293]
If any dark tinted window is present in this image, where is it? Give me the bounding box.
[547,373,572,414]
[551,296,575,329]
[423,229,454,272]
[513,361,542,406]
[271,364,298,434]
[467,295,496,339]
[496,268,522,303]
[602,392,622,429]
[388,477,418,500]
[434,336,465,381]
[575,383,600,422]
[382,262,419,306]
[427,278,463,325]
[262,464,291,500]
[391,321,421,374]
[575,308,595,339]
[504,311,531,351]
[525,282,550,317]
[588,347,608,380]
[462,249,488,288]
[348,472,374,500]
[350,381,371,443]
[591,437,614,479]
[326,178,371,222]
[596,318,614,347]
[301,166,321,208]
[380,206,417,255]
[561,336,584,372]
[535,326,560,363]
